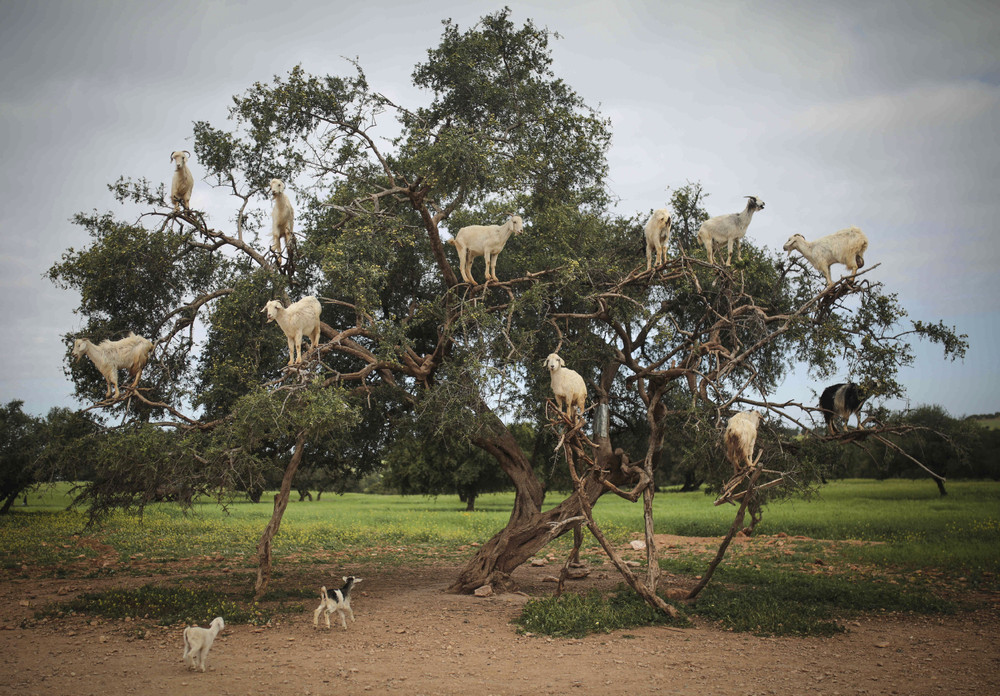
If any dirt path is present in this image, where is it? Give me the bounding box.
[2,563,999,696]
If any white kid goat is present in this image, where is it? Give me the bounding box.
[270,178,294,255]
[450,214,524,284]
[170,150,194,211]
[783,227,869,287]
[544,353,587,423]
[262,296,322,366]
[72,332,154,400]
[724,410,762,474]
[697,195,765,266]
[644,208,673,270]
[182,616,225,672]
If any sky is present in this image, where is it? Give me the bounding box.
[0,0,997,419]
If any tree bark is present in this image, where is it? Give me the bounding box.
[0,491,19,515]
[448,424,626,593]
[254,430,307,599]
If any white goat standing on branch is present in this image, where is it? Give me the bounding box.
[269,178,294,255]
[644,208,673,270]
[262,296,321,366]
[544,353,587,423]
[72,332,154,400]
[697,195,765,266]
[724,410,762,474]
[783,227,869,287]
[449,214,524,284]
[170,151,194,211]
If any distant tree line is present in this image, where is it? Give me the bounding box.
[3,398,996,515]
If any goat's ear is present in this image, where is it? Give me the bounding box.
[343,576,349,582]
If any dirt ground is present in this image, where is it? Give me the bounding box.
[2,538,999,696]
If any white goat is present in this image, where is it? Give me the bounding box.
[449,215,524,284]
[783,227,869,287]
[182,616,224,672]
[170,151,194,211]
[270,178,294,255]
[697,195,765,266]
[262,296,322,366]
[724,410,762,474]
[644,208,673,270]
[544,353,587,423]
[72,332,154,400]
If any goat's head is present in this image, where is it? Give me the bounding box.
[261,300,282,322]
[509,214,524,235]
[744,195,765,211]
[543,352,565,372]
[269,178,286,197]
[210,617,225,633]
[170,151,190,169]
[71,338,88,361]
[782,234,805,253]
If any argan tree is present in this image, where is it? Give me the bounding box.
[49,9,966,603]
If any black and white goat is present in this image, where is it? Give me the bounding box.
[819,382,868,434]
[313,576,362,630]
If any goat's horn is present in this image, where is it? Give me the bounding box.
[183,150,191,157]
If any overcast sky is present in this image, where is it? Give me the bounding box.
[1,0,997,419]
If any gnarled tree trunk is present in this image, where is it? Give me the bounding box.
[448,424,626,593]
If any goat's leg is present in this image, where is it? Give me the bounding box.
[286,336,296,366]
[725,239,734,266]
[459,247,473,283]
[483,251,493,282]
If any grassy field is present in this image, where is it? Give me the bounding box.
[4,479,998,636]
[3,479,998,577]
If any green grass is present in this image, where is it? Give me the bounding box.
[38,583,272,626]
[674,562,955,637]
[517,586,689,638]
[4,480,998,637]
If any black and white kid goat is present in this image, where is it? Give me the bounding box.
[313,576,362,630]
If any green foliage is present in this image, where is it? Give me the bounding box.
[0,401,42,514]
[382,414,511,508]
[517,586,688,638]
[690,565,953,637]
[43,584,270,625]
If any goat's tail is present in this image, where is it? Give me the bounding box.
[319,586,328,602]
[446,239,456,247]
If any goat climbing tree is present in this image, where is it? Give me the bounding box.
[50,9,966,604]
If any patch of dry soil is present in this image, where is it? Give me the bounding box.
[2,561,998,696]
